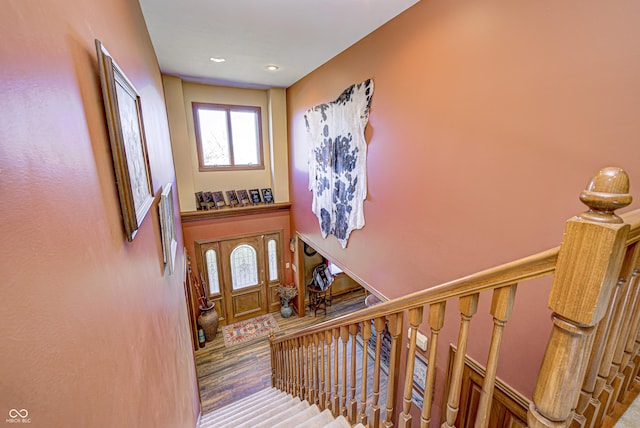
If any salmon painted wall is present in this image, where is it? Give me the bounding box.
[287,0,640,415]
[0,1,198,427]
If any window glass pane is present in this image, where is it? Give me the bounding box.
[205,249,220,294]
[230,244,258,290]
[267,239,278,281]
[197,109,230,166]
[230,110,259,165]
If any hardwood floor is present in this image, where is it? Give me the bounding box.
[195,288,368,414]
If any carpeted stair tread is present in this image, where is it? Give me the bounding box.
[324,416,356,428]
[200,388,284,424]
[200,389,290,426]
[199,387,369,428]
[202,387,279,420]
[247,400,311,428]
[214,396,301,428]
[289,408,335,427]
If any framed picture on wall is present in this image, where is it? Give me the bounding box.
[96,39,154,242]
[237,189,251,206]
[159,183,178,274]
[226,190,242,207]
[411,352,428,408]
[261,188,274,204]
[248,188,262,205]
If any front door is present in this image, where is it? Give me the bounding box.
[220,236,268,323]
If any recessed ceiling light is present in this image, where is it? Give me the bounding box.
[265,64,280,71]
[210,57,226,63]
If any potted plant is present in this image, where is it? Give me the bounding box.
[276,284,298,318]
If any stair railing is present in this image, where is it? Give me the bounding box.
[270,167,640,427]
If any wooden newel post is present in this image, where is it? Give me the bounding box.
[528,167,632,428]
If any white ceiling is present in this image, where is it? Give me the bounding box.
[138,0,419,89]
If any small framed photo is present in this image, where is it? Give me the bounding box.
[203,192,214,210]
[212,191,226,209]
[261,188,274,204]
[237,189,251,206]
[226,190,242,207]
[159,183,178,274]
[411,353,428,408]
[96,40,154,242]
[195,192,206,210]
[248,189,262,205]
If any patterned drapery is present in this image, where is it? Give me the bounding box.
[305,79,374,248]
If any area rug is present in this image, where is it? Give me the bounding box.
[222,314,280,348]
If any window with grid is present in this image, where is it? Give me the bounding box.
[192,102,264,171]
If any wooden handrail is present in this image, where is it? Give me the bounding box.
[272,246,559,345]
[273,208,640,346]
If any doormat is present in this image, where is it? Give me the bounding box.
[222,314,280,348]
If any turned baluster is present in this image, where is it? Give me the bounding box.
[319,333,326,409]
[326,330,334,412]
[605,249,640,415]
[308,335,316,404]
[474,284,517,428]
[421,302,446,428]
[290,339,296,396]
[359,320,372,426]
[276,343,284,391]
[348,323,358,422]
[612,265,640,401]
[630,326,640,385]
[282,341,288,393]
[620,269,640,395]
[371,317,386,428]
[591,275,631,424]
[384,312,404,428]
[332,327,341,416]
[442,293,479,428]
[269,333,276,387]
[340,325,349,417]
[399,307,424,428]
[313,333,320,405]
[528,167,632,428]
[572,288,618,428]
[292,339,299,395]
[572,251,639,426]
[295,337,302,398]
[299,339,306,400]
[302,336,313,403]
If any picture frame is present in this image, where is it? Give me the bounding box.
[203,191,214,209]
[195,191,206,210]
[212,191,226,209]
[96,39,154,242]
[248,188,262,205]
[237,189,251,206]
[159,183,178,274]
[411,352,428,408]
[226,190,242,207]
[261,188,274,204]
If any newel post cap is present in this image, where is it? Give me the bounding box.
[579,167,632,223]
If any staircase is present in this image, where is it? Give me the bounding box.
[199,387,366,428]
[267,167,640,428]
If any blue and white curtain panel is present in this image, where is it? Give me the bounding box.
[305,79,374,248]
